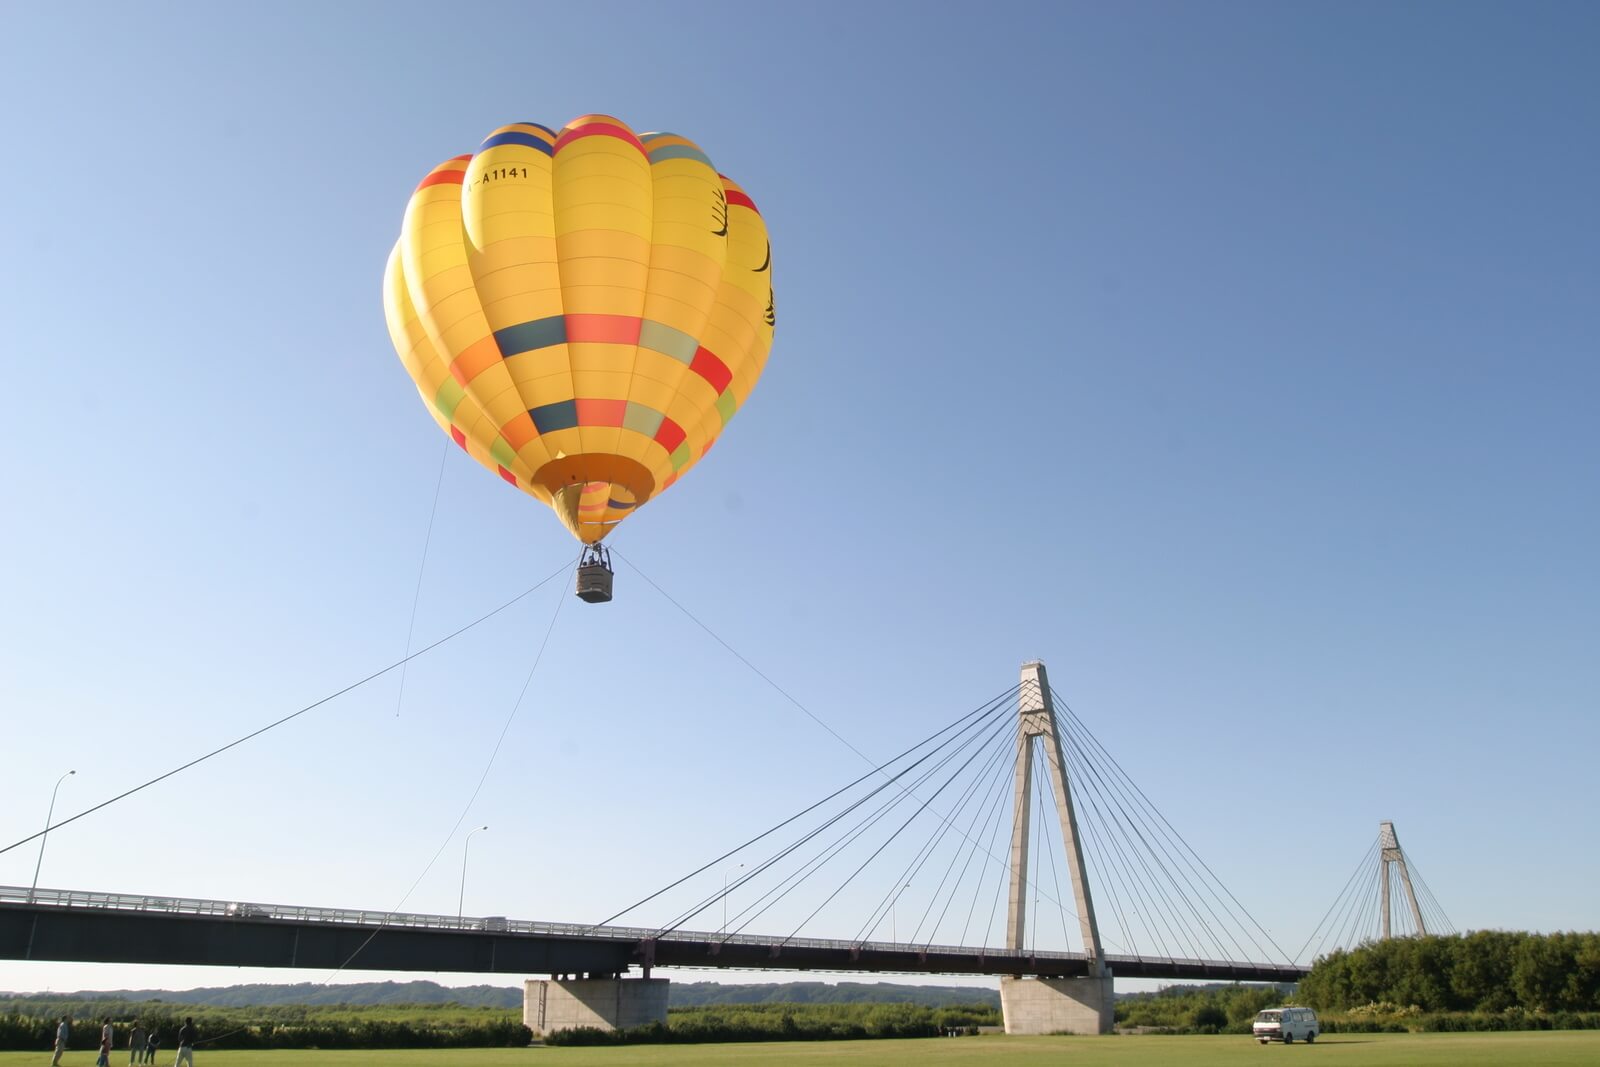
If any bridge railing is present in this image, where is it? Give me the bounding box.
[3,884,1297,974]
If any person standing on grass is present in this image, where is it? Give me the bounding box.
[50,1014,71,1066]
[144,1026,159,1064]
[128,1021,146,1066]
[174,1017,196,1067]
[96,1018,112,1067]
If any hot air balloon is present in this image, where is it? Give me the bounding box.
[383,116,774,602]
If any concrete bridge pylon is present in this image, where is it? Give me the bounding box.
[999,660,1115,1035]
[1378,820,1427,940]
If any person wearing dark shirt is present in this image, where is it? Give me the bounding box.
[175,1018,196,1067]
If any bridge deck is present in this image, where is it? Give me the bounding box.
[0,886,1305,983]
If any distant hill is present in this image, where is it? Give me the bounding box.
[1,979,999,1011]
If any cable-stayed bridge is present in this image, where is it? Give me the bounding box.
[1,661,1433,1036]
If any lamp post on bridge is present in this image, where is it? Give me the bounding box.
[722,863,744,936]
[458,825,489,920]
[28,769,75,905]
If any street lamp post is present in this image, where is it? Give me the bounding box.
[722,863,744,936]
[458,825,489,920]
[28,770,75,905]
[892,883,910,944]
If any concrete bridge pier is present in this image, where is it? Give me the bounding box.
[1000,974,1115,1034]
[523,976,669,1037]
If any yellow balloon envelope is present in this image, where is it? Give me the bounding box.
[384,115,774,544]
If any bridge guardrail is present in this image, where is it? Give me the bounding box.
[3,884,1299,974]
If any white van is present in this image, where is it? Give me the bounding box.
[1253,1006,1319,1044]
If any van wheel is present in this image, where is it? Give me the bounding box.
[1306,1032,1316,1043]
[1283,1031,1293,1044]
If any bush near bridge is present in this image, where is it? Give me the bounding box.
[544,1002,1000,1045]
[1302,931,1600,1015]
[1114,983,1294,1034]
[0,1001,530,1051]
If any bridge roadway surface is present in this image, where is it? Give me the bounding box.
[1,886,1306,983]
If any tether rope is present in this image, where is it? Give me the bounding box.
[394,439,450,718]
[326,557,575,978]
[0,560,573,860]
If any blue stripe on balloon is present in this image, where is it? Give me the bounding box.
[479,131,555,154]
[494,316,566,356]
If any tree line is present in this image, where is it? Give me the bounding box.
[0,1004,529,1052]
[1301,931,1600,1013]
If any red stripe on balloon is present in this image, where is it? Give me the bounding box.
[690,347,733,394]
[417,156,472,191]
[723,188,758,214]
[554,123,648,158]
[449,426,467,449]
[654,416,686,452]
[497,465,518,486]
[575,398,627,427]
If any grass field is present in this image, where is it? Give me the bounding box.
[7,1032,1600,1066]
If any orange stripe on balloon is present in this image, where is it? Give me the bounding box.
[448,335,502,386]
[500,411,537,449]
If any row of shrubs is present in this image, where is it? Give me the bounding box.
[1325,1009,1600,1034]
[546,1003,996,1046]
[0,1014,530,1051]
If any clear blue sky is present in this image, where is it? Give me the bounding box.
[1,1,1595,994]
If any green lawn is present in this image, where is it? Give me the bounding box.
[8,1032,1600,1066]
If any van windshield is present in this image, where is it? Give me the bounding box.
[1256,1011,1281,1022]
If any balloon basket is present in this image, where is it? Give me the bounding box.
[576,544,614,604]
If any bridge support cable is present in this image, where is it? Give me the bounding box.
[1407,858,1454,934]
[1051,703,1232,962]
[660,691,1019,940]
[1058,719,1251,964]
[739,703,1024,947]
[327,560,576,979]
[1051,687,1294,967]
[780,703,1017,947]
[1067,778,1145,957]
[1057,704,1258,963]
[0,559,575,861]
[591,684,1020,932]
[1297,836,1380,962]
[956,738,1028,949]
[1056,716,1198,960]
[1056,732,1208,962]
[1335,849,1385,952]
[1301,822,1455,959]
[900,727,1018,948]
[855,714,1021,944]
